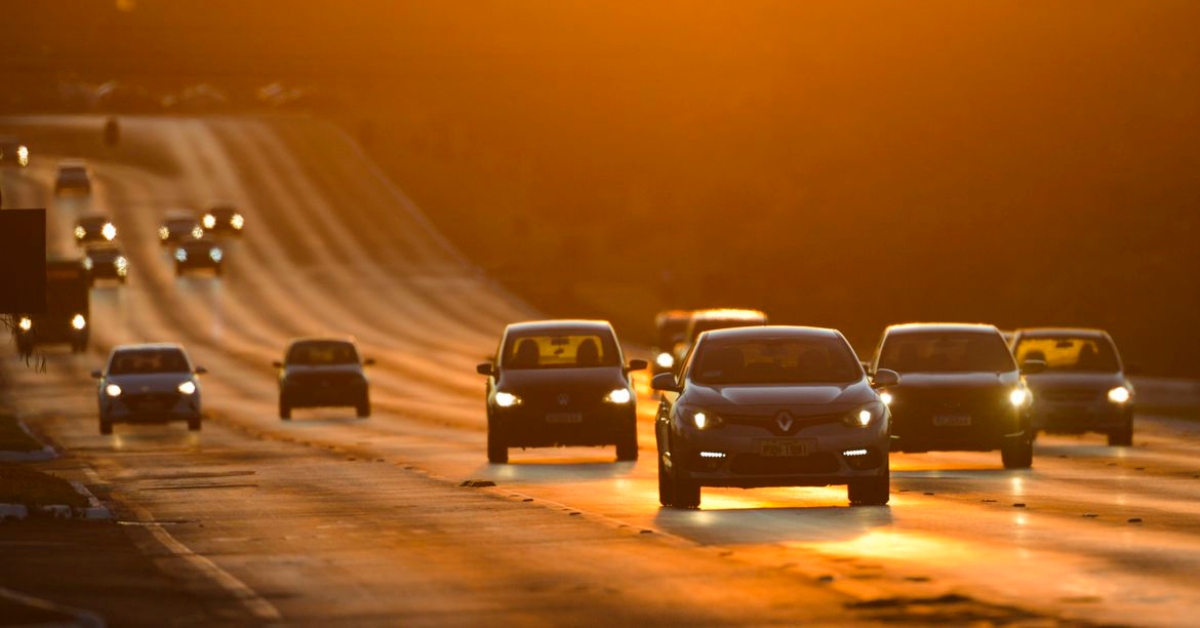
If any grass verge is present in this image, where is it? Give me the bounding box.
[0,463,88,508]
[0,413,44,453]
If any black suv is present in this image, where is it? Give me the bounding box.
[274,338,373,419]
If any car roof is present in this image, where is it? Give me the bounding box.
[288,336,357,346]
[690,308,767,321]
[84,243,122,253]
[884,323,1002,335]
[179,237,219,247]
[655,309,693,323]
[58,159,87,167]
[112,342,187,353]
[164,210,198,219]
[505,319,615,334]
[701,325,843,341]
[1013,327,1109,339]
[77,213,110,221]
[205,202,237,212]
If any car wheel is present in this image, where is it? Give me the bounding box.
[99,420,112,435]
[1001,435,1034,469]
[356,397,371,418]
[187,417,202,432]
[279,399,291,420]
[657,450,675,507]
[175,265,183,277]
[1108,419,1134,447]
[487,426,508,464]
[669,443,700,509]
[848,465,890,506]
[119,276,127,285]
[615,420,638,461]
[215,264,224,277]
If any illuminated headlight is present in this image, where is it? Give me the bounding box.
[191,226,204,239]
[209,248,223,262]
[690,410,723,430]
[202,214,216,229]
[101,223,117,240]
[71,314,86,330]
[1009,388,1030,407]
[494,391,522,408]
[18,316,32,331]
[158,226,169,240]
[177,381,197,395]
[17,145,28,165]
[74,226,86,239]
[231,214,245,229]
[604,388,632,404]
[105,384,122,397]
[655,352,674,369]
[1107,386,1131,404]
[844,402,884,427]
[115,256,128,271]
[879,391,894,406]
[175,248,187,262]
[82,257,94,270]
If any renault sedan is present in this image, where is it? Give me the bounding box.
[93,343,206,435]
[651,326,896,509]
[478,320,647,464]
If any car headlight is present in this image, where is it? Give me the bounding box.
[209,247,223,262]
[604,388,632,404]
[175,248,187,262]
[158,226,169,240]
[82,257,94,270]
[231,214,245,229]
[191,226,204,239]
[74,226,86,239]
[879,391,894,406]
[105,384,122,397]
[844,401,884,427]
[115,256,128,270]
[102,223,117,240]
[17,145,28,165]
[687,409,723,430]
[71,314,86,330]
[178,381,197,395]
[495,391,522,408]
[202,214,216,229]
[18,316,32,331]
[1009,388,1030,407]
[1108,386,1131,404]
[655,352,674,369]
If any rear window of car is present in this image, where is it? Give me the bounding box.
[502,331,619,369]
[690,336,861,385]
[878,332,1016,374]
[109,349,190,374]
[287,342,360,365]
[1013,336,1120,373]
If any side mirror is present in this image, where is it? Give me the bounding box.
[363,358,376,366]
[872,368,900,388]
[271,361,283,369]
[476,362,495,377]
[90,370,102,379]
[195,366,208,375]
[651,372,680,392]
[627,359,648,372]
[1020,359,1046,375]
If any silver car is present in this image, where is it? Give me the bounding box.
[1010,328,1135,446]
[93,343,207,435]
[651,326,897,508]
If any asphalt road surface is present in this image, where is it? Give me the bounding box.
[4,116,1200,627]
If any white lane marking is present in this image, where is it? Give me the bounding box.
[79,467,281,621]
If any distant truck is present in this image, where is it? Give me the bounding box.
[15,258,91,357]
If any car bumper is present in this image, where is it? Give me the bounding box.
[100,396,200,423]
[491,406,634,448]
[1032,401,1132,433]
[283,384,367,408]
[889,407,1028,453]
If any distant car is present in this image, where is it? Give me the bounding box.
[870,323,1036,469]
[0,136,29,167]
[274,338,373,419]
[82,244,129,285]
[651,326,895,509]
[15,258,90,356]
[1010,328,1135,446]
[54,161,92,195]
[201,202,245,236]
[174,237,225,276]
[477,320,647,464]
[158,211,205,246]
[651,309,692,376]
[92,343,206,435]
[74,213,118,245]
[672,309,768,370]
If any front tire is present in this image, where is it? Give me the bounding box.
[279,398,291,420]
[657,451,675,507]
[99,420,112,435]
[356,396,371,418]
[848,465,890,506]
[187,417,201,432]
[1001,435,1034,469]
[615,421,638,461]
[487,427,508,464]
[668,443,700,509]
[1108,417,1134,447]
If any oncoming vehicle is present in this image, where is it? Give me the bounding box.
[651,326,896,509]
[274,338,373,419]
[0,136,29,167]
[74,213,118,245]
[1011,328,1135,446]
[672,308,768,371]
[93,343,206,434]
[82,244,129,285]
[15,258,90,357]
[477,320,647,464]
[174,237,225,276]
[651,309,692,376]
[201,202,245,236]
[158,211,205,246]
[870,323,1037,469]
[54,161,92,195]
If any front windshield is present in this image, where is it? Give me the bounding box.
[502,331,619,369]
[287,341,360,366]
[657,318,689,348]
[1013,336,1120,373]
[878,332,1016,373]
[689,336,861,385]
[109,349,190,374]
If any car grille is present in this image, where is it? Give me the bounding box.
[287,372,362,387]
[1038,389,1101,403]
[729,452,840,475]
[123,392,179,413]
[889,386,1014,438]
[721,412,843,436]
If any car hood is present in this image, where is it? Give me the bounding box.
[1024,371,1126,390]
[892,372,1020,389]
[682,379,875,411]
[105,372,195,391]
[497,366,628,391]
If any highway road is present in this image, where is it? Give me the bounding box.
[4,115,1200,626]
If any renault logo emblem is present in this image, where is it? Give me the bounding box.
[775,411,794,432]
[558,393,570,406]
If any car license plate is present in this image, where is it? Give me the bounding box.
[933,414,971,426]
[760,439,812,457]
[546,413,583,424]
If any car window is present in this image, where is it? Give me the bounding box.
[287,342,360,365]
[501,332,619,369]
[690,336,861,385]
[109,349,191,374]
[1013,336,1120,373]
[878,332,1016,373]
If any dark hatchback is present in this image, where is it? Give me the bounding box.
[274,338,373,419]
[477,320,647,464]
[870,323,1037,469]
[174,237,225,276]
